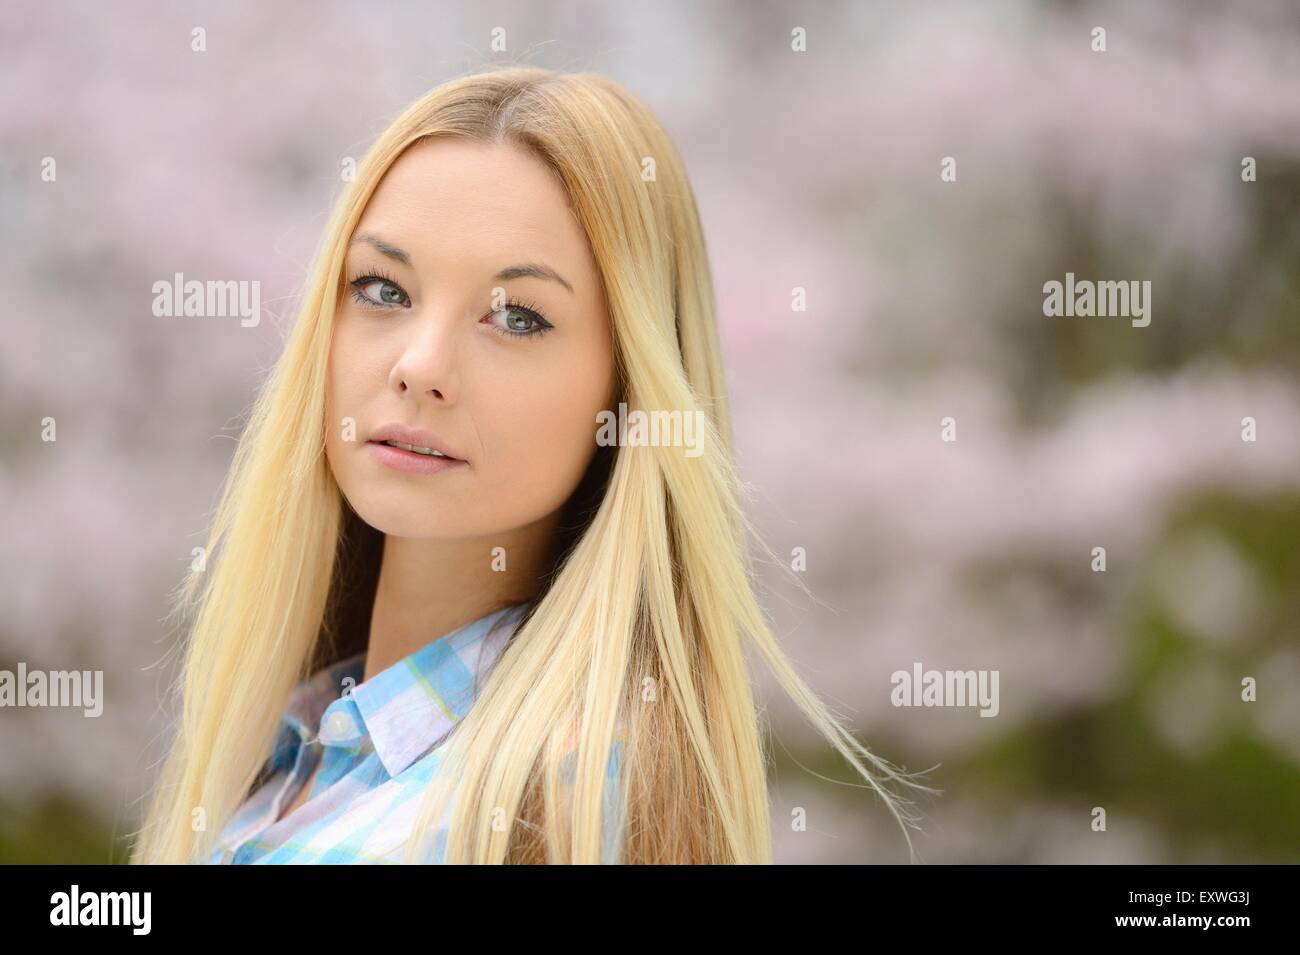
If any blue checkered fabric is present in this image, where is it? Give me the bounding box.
[206,604,626,863]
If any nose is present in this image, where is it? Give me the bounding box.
[389,307,461,402]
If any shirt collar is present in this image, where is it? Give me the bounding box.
[276,603,528,779]
[259,655,361,783]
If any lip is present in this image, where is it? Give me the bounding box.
[367,423,464,461]
[366,422,468,475]
[367,441,467,475]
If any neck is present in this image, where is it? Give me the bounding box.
[361,511,559,684]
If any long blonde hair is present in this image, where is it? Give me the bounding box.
[130,64,936,865]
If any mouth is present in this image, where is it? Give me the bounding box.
[366,439,467,475]
[373,439,458,459]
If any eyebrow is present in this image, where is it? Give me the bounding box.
[348,232,575,295]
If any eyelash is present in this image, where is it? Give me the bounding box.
[345,270,554,340]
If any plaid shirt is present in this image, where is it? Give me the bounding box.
[207,603,626,864]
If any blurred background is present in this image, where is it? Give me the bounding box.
[1,0,1296,863]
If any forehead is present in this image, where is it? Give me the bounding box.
[352,137,591,269]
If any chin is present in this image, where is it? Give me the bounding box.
[349,498,479,540]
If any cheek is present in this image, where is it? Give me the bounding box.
[328,320,390,407]
[324,331,377,459]
[475,353,610,503]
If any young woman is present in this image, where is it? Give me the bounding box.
[130,65,933,865]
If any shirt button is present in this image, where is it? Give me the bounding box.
[327,710,353,737]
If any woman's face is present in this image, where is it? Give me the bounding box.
[324,137,617,540]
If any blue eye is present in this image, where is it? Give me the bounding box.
[485,300,554,340]
[348,271,409,309]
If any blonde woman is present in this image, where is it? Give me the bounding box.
[130,65,934,865]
